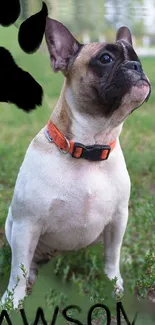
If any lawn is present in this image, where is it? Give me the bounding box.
[0,25,155,324]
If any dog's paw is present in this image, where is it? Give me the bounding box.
[113,280,124,300]
[1,288,26,310]
[104,268,124,297]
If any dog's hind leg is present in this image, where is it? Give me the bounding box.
[27,257,51,295]
[1,220,40,309]
[26,260,38,295]
[27,243,60,295]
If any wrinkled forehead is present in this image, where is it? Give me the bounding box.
[74,40,139,67]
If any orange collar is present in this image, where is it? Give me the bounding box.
[45,120,117,161]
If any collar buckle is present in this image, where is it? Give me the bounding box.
[72,142,111,161]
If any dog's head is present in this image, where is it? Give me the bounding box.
[18,2,151,126]
[45,19,151,127]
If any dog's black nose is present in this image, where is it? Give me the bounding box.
[124,61,142,74]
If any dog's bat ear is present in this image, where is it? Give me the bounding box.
[116,26,132,46]
[18,2,48,53]
[45,17,82,73]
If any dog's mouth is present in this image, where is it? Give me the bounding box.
[135,77,151,102]
[141,78,151,102]
[137,76,150,86]
[129,77,151,114]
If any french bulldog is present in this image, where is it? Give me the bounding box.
[1,14,151,308]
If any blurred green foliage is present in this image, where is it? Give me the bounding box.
[19,0,155,42]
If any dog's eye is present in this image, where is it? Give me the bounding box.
[99,53,113,64]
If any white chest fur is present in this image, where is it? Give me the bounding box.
[11,129,130,251]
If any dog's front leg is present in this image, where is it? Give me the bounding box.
[103,206,128,293]
[1,220,40,309]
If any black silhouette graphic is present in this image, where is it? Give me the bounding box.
[0,0,43,112]
[0,0,20,26]
[0,47,43,111]
[18,2,48,54]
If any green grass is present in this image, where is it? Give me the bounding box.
[0,26,155,323]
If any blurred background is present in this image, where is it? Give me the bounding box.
[18,0,155,55]
[0,1,155,324]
